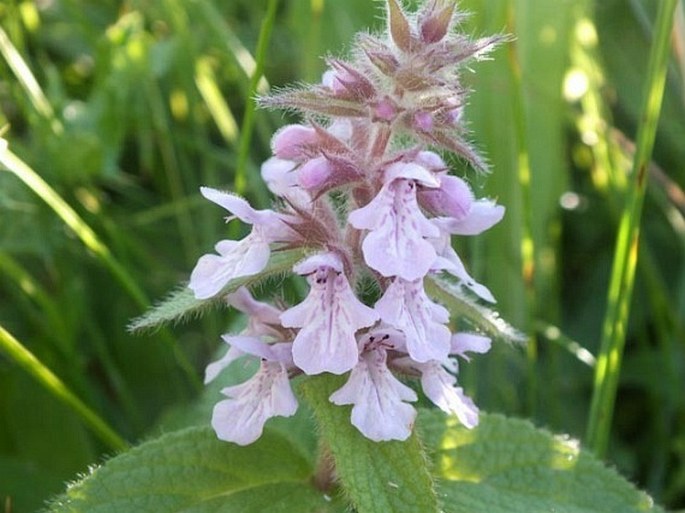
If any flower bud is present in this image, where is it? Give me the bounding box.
[324,60,376,100]
[413,110,434,133]
[419,0,455,44]
[298,156,332,191]
[271,124,318,160]
[373,97,399,122]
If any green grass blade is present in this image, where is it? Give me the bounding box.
[195,56,239,145]
[233,0,279,197]
[585,0,679,457]
[0,143,149,308]
[0,26,62,134]
[0,324,128,452]
[0,141,200,390]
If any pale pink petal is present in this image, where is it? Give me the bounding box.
[438,200,505,235]
[384,161,440,187]
[205,335,288,384]
[281,259,378,374]
[226,287,282,331]
[375,278,451,362]
[327,119,353,141]
[352,179,439,280]
[200,187,261,224]
[415,150,447,171]
[451,333,491,360]
[260,157,299,197]
[189,235,271,300]
[211,360,297,445]
[430,233,496,303]
[293,252,344,275]
[221,335,278,360]
[297,156,333,191]
[348,183,394,231]
[420,361,479,428]
[200,187,293,238]
[204,345,244,384]
[330,349,417,441]
[358,326,407,353]
[419,174,473,218]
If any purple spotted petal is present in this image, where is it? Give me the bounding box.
[280,255,378,374]
[351,179,439,280]
[375,278,451,362]
[212,360,297,445]
[330,348,417,441]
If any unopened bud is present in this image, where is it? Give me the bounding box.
[413,111,434,133]
[373,97,399,122]
[271,125,318,160]
[419,1,455,44]
[324,60,376,100]
[298,156,333,191]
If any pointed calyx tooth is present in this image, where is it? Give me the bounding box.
[387,0,413,52]
[259,89,367,118]
[419,0,456,44]
[327,59,377,100]
[357,34,400,75]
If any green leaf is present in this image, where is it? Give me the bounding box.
[426,274,527,345]
[128,248,307,332]
[300,374,440,513]
[419,411,665,513]
[49,426,336,513]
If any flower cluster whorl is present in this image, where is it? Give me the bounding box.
[189,0,506,444]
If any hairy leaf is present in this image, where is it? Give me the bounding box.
[426,274,527,345]
[300,374,439,513]
[419,411,665,513]
[48,426,336,513]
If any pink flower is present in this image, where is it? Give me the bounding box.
[189,187,297,300]
[204,289,285,384]
[395,333,491,429]
[211,337,297,446]
[330,331,417,441]
[348,161,440,280]
[280,253,379,375]
[374,277,451,362]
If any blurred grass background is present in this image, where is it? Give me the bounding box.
[0,0,684,511]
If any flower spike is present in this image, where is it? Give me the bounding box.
[186,0,509,445]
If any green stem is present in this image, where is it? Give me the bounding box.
[0,324,129,452]
[585,0,678,457]
[233,0,280,197]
